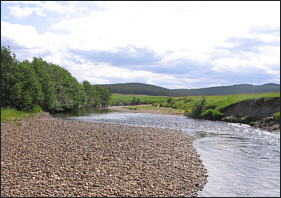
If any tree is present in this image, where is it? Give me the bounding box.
[82,80,101,107]
[95,85,112,106]
[31,57,56,111]
[9,62,44,111]
[1,46,18,107]
[1,46,90,112]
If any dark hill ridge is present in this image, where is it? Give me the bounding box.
[96,83,280,96]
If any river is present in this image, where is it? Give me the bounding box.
[51,107,280,197]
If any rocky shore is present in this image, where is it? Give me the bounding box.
[109,101,280,132]
[1,113,207,197]
[108,105,184,116]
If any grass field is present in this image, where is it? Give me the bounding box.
[109,93,171,105]
[110,92,280,119]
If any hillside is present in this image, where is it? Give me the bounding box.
[96,83,280,96]
[97,83,172,96]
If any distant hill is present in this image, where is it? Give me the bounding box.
[96,82,280,96]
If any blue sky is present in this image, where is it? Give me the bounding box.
[1,1,280,89]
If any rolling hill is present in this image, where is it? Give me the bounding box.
[96,82,280,96]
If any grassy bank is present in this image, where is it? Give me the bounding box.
[110,92,280,120]
[1,106,44,123]
[110,92,279,109]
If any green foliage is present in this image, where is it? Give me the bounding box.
[1,48,44,112]
[29,105,44,113]
[95,85,111,106]
[167,97,172,103]
[83,80,101,107]
[1,46,111,112]
[188,95,207,119]
[1,107,35,122]
[211,109,224,120]
[273,112,280,121]
[45,63,87,111]
[200,108,225,121]
[130,96,141,105]
[31,57,56,111]
[200,109,214,120]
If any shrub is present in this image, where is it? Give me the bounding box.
[212,109,224,120]
[29,105,44,113]
[201,109,223,120]
[273,112,280,121]
[184,98,192,103]
[167,97,172,104]
[201,109,214,120]
[190,95,207,119]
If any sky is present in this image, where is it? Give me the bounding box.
[1,1,280,89]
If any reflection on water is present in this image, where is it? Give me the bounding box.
[51,107,115,118]
[50,107,280,197]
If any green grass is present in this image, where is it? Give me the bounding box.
[273,112,280,121]
[1,105,44,123]
[202,92,280,111]
[109,93,171,106]
[110,92,280,118]
[156,92,280,111]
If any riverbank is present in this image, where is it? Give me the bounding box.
[108,105,185,116]
[1,113,207,197]
[109,101,280,132]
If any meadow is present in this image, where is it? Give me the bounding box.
[109,92,280,120]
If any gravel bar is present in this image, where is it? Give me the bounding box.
[107,105,185,116]
[1,113,207,197]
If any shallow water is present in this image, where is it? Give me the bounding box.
[51,107,280,197]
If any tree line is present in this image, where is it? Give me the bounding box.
[1,46,111,112]
[99,82,280,97]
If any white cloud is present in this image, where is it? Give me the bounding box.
[1,21,40,48]
[6,1,79,19]
[42,1,75,13]
[1,1,280,89]
[51,1,279,56]
[8,6,33,18]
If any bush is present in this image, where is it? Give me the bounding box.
[29,105,44,113]
[201,109,223,120]
[212,109,224,120]
[273,112,280,121]
[189,95,207,118]
[201,109,214,120]
[167,97,172,103]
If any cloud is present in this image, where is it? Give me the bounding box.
[1,1,280,89]
[68,46,163,67]
[6,1,79,19]
[222,36,279,53]
[41,1,76,13]
[8,6,34,18]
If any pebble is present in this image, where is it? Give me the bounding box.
[1,112,207,197]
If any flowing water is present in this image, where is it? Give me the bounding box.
[51,107,280,197]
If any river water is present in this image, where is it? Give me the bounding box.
[51,107,280,197]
